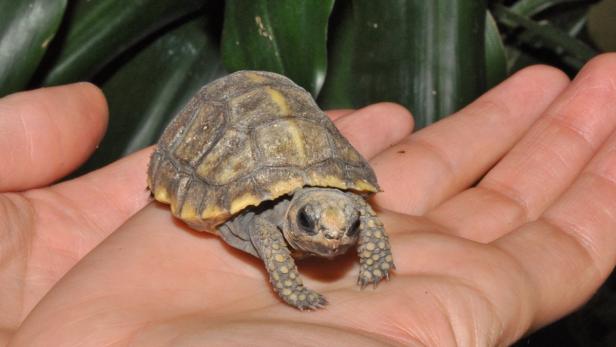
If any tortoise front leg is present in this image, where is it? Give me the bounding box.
[350,195,395,288]
[249,216,327,310]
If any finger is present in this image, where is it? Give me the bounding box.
[333,103,413,159]
[428,53,616,241]
[28,147,154,242]
[493,114,616,328]
[0,83,108,191]
[371,65,570,215]
[326,109,354,120]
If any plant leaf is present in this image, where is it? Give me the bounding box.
[485,10,508,89]
[493,4,597,69]
[319,0,487,128]
[0,0,66,96]
[41,0,205,86]
[80,17,225,172]
[221,0,334,96]
[510,0,588,17]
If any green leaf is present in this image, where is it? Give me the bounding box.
[485,10,508,89]
[493,4,597,70]
[319,0,487,128]
[0,0,66,96]
[41,0,204,86]
[509,0,587,17]
[221,0,334,96]
[80,17,225,172]
[541,2,590,36]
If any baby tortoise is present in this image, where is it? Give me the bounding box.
[148,71,394,310]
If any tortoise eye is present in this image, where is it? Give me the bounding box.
[347,218,361,237]
[297,207,316,235]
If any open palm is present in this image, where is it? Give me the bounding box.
[3,54,616,347]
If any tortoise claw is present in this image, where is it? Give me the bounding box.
[291,289,328,311]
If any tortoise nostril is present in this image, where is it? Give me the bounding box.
[324,231,339,240]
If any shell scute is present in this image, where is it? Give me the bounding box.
[228,87,285,128]
[254,118,333,168]
[195,129,254,185]
[172,102,225,166]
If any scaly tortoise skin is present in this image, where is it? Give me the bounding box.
[148,70,394,310]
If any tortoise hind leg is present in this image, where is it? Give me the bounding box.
[249,216,327,310]
[218,212,259,257]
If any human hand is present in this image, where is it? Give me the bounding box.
[6,54,616,346]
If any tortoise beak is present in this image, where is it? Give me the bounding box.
[331,241,340,252]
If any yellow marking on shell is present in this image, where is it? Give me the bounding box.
[230,193,262,214]
[246,72,267,83]
[354,179,378,192]
[170,202,180,214]
[201,204,227,220]
[286,120,307,163]
[268,177,303,198]
[180,203,199,221]
[311,174,347,189]
[214,165,240,185]
[266,87,290,116]
[154,187,171,203]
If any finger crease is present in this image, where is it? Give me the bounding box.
[548,113,598,151]
[422,274,505,347]
[0,193,36,322]
[15,111,34,167]
[537,216,604,280]
[477,184,532,222]
[408,137,456,182]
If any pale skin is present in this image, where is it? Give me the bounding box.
[1,54,615,346]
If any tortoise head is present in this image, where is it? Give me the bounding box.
[283,188,360,258]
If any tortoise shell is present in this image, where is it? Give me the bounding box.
[147,71,379,231]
